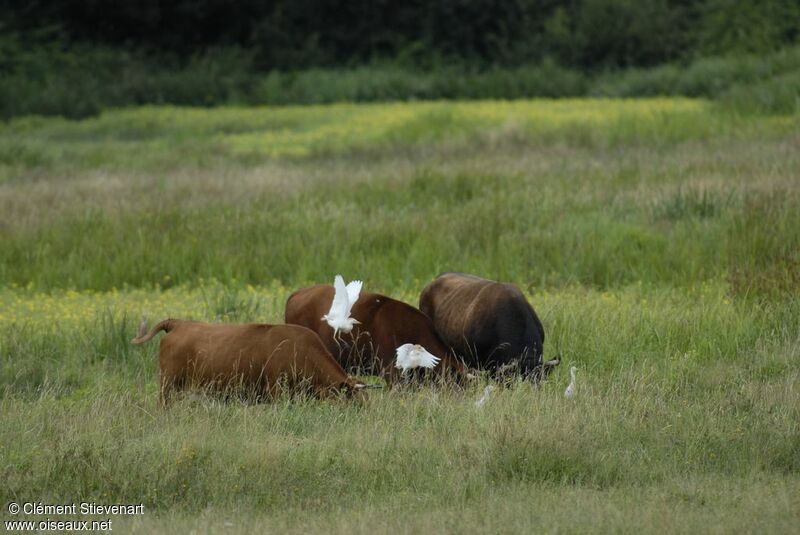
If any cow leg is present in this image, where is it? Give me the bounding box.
[158,374,175,409]
[159,371,182,408]
[265,379,284,401]
[381,365,399,389]
[252,377,267,403]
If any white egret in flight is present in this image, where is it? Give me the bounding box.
[322,275,362,342]
[395,343,440,373]
[564,366,577,398]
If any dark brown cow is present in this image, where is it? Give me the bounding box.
[131,319,367,406]
[419,272,559,380]
[284,285,469,385]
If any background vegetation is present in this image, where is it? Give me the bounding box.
[6,0,799,68]
[1,99,798,532]
[2,0,799,119]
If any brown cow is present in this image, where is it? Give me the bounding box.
[131,318,367,406]
[284,285,469,385]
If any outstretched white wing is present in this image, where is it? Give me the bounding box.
[395,344,440,371]
[395,343,414,370]
[327,274,349,320]
[345,279,362,315]
[413,346,440,369]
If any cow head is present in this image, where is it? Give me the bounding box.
[344,381,383,401]
[497,350,559,383]
[530,358,560,383]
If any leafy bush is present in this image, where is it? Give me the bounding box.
[1,31,799,120]
[719,71,800,115]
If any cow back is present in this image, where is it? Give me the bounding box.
[419,273,545,371]
[284,284,341,357]
[156,320,356,398]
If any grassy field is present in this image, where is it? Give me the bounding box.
[1,99,799,533]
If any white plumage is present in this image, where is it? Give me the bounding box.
[321,274,362,339]
[395,343,440,373]
[564,366,577,398]
[474,385,496,408]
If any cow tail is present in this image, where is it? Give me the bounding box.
[131,319,176,345]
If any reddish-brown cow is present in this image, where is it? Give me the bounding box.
[284,285,469,385]
[131,318,367,406]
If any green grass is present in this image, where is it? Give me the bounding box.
[1,98,799,533]
[1,100,797,294]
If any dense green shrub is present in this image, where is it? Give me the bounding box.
[5,0,798,70]
[1,30,798,120]
[0,35,256,119]
[719,71,800,115]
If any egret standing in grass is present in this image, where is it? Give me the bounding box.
[564,366,577,398]
[474,385,496,408]
[394,343,440,373]
[322,275,362,345]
